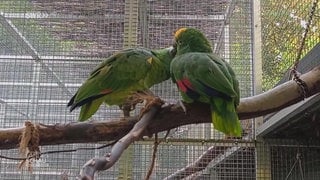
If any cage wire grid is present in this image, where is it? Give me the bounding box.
[0,0,319,179]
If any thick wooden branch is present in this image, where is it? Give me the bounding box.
[0,66,320,150]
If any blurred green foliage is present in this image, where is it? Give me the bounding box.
[261,0,320,91]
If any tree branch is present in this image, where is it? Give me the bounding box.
[0,66,320,150]
[79,101,162,180]
[163,146,229,180]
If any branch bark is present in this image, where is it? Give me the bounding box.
[0,66,320,150]
[79,104,161,180]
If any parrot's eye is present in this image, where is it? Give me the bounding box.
[177,40,182,45]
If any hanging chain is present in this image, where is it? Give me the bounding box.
[291,0,318,99]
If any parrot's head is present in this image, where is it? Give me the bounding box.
[166,46,177,59]
[153,46,177,68]
[173,27,213,55]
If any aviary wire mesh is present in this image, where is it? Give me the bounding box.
[258,0,320,180]
[0,0,254,179]
[261,0,320,90]
[0,0,318,179]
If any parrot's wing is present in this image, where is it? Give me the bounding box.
[69,48,153,110]
[178,53,238,100]
[173,53,242,136]
[223,58,240,105]
[209,53,240,104]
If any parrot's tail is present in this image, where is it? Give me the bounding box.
[68,93,106,112]
[210,98,242,137]
[78,97,104,121]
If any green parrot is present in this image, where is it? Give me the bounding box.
[170,27,242,137]
[68,47,176,121]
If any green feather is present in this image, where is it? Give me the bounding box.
[210,98,242,137]
[171,27,242,136]
[79,98,104,122]
[69,47,175,121]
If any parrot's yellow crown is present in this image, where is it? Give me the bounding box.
[174,28,187,38]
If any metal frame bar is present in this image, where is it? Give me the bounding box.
[214,0,236,53]
[117,0,140,178]
[0,55,102,61]
[256,94,320,137]
[136,138,255,147]
[0,11,224,21]
[251,0,272,179]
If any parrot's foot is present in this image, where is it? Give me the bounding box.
[119,101,142,118]
[163,129,171,141]
[119,96,144,117]
[119,90,156,117]
[139,96,164,120]
[133,95,163,138]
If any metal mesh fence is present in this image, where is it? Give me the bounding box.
[255,140,320,180]
[259,1,320,179]
[0,0,318,179]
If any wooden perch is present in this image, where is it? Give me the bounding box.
[0,65,320,150]
[79,98,163,180]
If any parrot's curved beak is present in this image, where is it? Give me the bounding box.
[173,40,177,49]
[169,42,177,57]
[170,40,177,57]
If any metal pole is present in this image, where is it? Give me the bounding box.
[118,0,139,179]
[252,0,271,179]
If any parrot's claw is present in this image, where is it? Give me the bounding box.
[138,96,164,120]
[119,104,132,117]
[163,130,170,141]
[178,100,187,114]
[119,94,145,117]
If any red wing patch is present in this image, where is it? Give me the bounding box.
[177,80,187,92]
[100,88,113,94]
[181,78,193,89]
[176,78,193,93]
